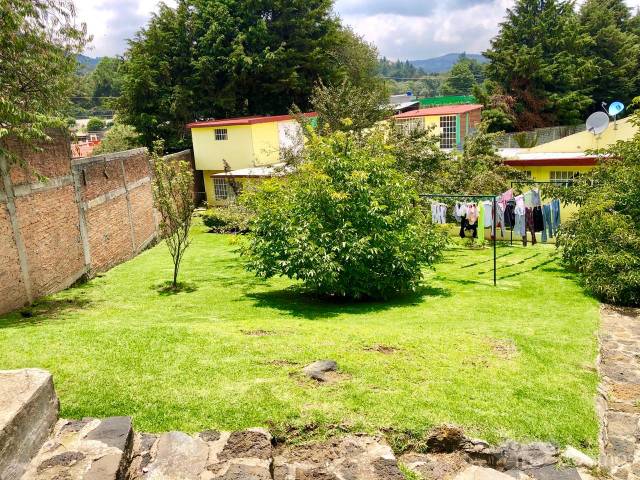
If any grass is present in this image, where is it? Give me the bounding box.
[0,222,600,451]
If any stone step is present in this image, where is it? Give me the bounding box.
[0,369,59,480]
[21,416,133,480]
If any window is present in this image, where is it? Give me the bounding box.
[550,171,580,182]
[214,128,228,141]
[440,115,457,149]
[396,118,423,135]
[523,170,533,179]
[213,178,229,200]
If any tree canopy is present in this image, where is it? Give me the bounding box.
[117,0,379,151]
[484,0,597,130]
[0,0,88,163]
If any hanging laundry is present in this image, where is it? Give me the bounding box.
[454,202,467,222]
[466,203,479,224]
[551,199,561,235]
[514,204,526,241]
[482,200,493,227]
[499,189,514,211]
[504,202,516,229]
[459,218,478,239]
[524,207,537,246]
[431,202,447,224]
[495,202,506,237]
[542,204,553,242]
[531,188,542,207]
[515,194,525,210]
[533,206,544,232]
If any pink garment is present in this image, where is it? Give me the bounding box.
[499,189,514,210]
[466,203,479,224]
[515,194,525,210]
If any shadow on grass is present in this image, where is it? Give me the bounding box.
[154,281,198,296]
[245,285,451,319]
[0,295,95,329]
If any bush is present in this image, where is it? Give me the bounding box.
[86,117,106,131]
[555,111,640,306]
[241,129,447,299]
[93,123,142,154]
[202,205,252,234]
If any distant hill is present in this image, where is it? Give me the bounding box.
[76,54,101,73]
[410,53,488,73]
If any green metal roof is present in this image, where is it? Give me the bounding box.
[419,95,477,107]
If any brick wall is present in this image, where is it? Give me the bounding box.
[0,132,188,315]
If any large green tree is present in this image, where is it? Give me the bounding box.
[118,0,376,151]
[440,59,477,96]
[0,0,88,164]
[484,0,596,130]
[579,0,639,107]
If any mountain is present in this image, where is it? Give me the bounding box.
[410,53,488,74]
[76,54,102,73]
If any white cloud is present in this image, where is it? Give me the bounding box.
[75,0,640,60]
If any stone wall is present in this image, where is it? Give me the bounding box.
[0,131,189,315]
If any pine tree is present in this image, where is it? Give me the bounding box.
[484,0,596,130]
[579,0,639,107]
[441,60,476,96]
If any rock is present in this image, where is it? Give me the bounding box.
[199,429,221,442]
[218,429,272,461]
[426,425,468,453]
[143,431,209,480]
[454,465,516,480]
[527,465,581,480]
[0,369,59,480]
[561,447,596,469]
[502,442,559,471]
[84,416,132,451]
[303,360,338,382]
[274,435,401,480]
[37,452,86,472]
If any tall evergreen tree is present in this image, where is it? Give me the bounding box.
[484,0,596,130]
[579,0,639,107]
[441,58,477,95]
[118,0,376,150]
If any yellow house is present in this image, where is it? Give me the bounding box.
[187,113,316,204]
[501,116,638,181]
[394,104,483,149]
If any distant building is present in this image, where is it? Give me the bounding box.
[389,94,419,114]
[500,116,638,182]
[187,113,317,205]
[394,104,483,149]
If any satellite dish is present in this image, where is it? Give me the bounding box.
[608,101,625,117]
[586,111,610,135]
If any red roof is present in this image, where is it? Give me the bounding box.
[394,104,483,119]
[187,112,317,129]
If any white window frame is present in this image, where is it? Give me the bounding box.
[396,118,423,135]
[213,178,229,200]
[550,171,580,182]
[439,115,457,149]
[214,128,228,141]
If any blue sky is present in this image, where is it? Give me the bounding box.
[77,0,640,60]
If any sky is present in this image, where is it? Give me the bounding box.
[77,0,640,61]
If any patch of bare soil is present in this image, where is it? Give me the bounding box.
[242,329,274,336]
[488,338,518,359]
[365,344,400,354]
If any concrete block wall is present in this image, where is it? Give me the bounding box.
[0,131,190,315]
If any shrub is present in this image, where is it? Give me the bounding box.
[555,110,640,306]
[241,128,447,299]
[93,123,142,154]
[86,117,106,131]
[202,205,252,234]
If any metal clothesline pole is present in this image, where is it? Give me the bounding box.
[420,193,498,287]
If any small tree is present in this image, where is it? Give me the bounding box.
[86,117,106,132]
[93,123,141,154]
[242,128,446,299]
[151,143,195,288]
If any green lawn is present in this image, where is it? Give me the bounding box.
[0,223,600,450]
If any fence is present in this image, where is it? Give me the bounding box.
[496,124,586,148]
[0,130,191,315]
